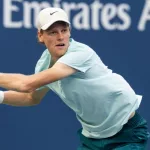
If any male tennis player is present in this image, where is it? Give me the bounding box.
[0,7,149,149]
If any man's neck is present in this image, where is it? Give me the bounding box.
[49,57,58,68]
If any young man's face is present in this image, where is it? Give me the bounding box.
[38,22,71,61]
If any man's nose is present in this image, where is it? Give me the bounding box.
[57,32,64,40]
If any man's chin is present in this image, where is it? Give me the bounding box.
[57,53,65,58]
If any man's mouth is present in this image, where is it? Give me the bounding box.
[56,43,65,47]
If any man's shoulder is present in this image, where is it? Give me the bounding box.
[68,38,93,53]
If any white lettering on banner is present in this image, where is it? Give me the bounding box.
[138,0,150,31]
[101,4,118,30]
[63,1,131,30]
[3,0,23,28]
[3,0,50,28]
[2,0,149,31]
[73,3,90,30]
[90,0,103,30]
[117,4,131,30]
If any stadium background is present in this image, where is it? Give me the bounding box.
[0,0,150,149]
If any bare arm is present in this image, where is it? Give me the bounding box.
[0,62,76,92]
[2,87,49,106]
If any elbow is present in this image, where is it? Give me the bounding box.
[15,75,39,93]
[30,100,40,106]
[20,85,35,93]
[19,81,36,93]
[27,93,41,106]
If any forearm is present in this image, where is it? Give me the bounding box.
[0,73,30,92]
[0,63,76,92]
[2,90,37,106]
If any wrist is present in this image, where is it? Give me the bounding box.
[0,91,4,103]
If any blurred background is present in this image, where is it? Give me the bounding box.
[0,0,150,149]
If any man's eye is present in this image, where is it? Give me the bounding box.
[62,29,67,32]
[49,31,56,35]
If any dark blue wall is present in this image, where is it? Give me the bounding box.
[0,0,150,149]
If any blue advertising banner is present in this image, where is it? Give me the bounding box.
[0,0,150,149]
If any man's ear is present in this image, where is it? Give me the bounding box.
[68,29,71,38]
[69,27,71,37]
[37,31,44,43]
